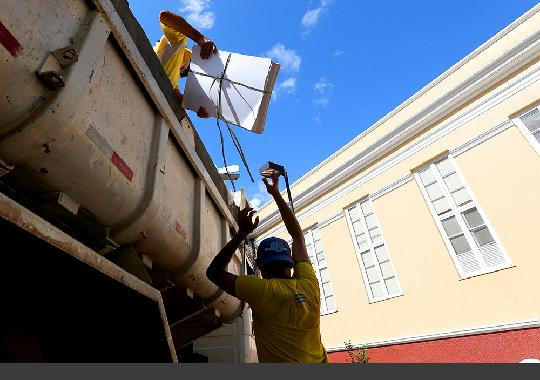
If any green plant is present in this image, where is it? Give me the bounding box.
[344,340,369,363]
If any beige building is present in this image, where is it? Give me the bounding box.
[252,4,540,363]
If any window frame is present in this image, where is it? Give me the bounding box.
[344,197,403,304]
[512,105,540,156]
[303,226,337,315]
[413,154,513,280]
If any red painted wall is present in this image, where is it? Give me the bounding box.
[328,327,540,363]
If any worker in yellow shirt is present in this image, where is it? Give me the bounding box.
[154,10,216,118]
[207,170,329,363]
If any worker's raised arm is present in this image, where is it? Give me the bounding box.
[159,10,217,59]
[262,170,310,264]
[206,207,259,297]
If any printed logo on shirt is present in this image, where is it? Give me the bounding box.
[294,293,307,304]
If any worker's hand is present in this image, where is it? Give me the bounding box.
[262,170,280,196]
[197,106,210,118]
[198,36,217,59]
[237,206,259,236]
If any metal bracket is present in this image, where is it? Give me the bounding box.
[0,158,14,177]
[36,46,78,90]
[107,245,152,285]
[36,70,65,90]
[51,46,79,67]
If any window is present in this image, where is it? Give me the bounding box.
[414,156,512,278]
[514,106,540,155]
[303,228,336,314]
[345,198,402,303]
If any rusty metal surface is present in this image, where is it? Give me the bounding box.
[0,192,178,362]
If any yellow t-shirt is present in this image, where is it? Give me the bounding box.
[153,23,192,89]
[235,262,329,363]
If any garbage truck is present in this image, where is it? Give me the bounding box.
[0,0,250,362]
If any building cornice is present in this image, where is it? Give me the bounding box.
[255,21,540,235]
[253,62,540,242]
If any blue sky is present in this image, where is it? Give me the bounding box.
[129,0,538,208]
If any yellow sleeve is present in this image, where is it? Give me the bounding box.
[160,23,187,46]
[293,262,318,282]
[234,275,267,308]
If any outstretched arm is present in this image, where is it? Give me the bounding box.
[206,207,259,297]
[262,170,310,264]
[159,10,217,59]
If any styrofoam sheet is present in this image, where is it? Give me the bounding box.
[183,46,280,134]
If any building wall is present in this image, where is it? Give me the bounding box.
[328,327,540,363]
[253,4,540,361]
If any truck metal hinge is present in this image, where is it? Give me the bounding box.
[0,158,14,177]
[36,46,78,90]
[36,70,65,90]
[51,46,79,67]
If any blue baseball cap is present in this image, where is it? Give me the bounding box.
[256,237,294,268]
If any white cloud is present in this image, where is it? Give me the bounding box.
[266,43,302,72]
[313,113,322,124]
[249,198,262,209]
[248,183,272,210]
[273,77,297,100]
[301,0,332,31]
[332,49,345,57]
[180,0,215,29]
[313,77,333,107]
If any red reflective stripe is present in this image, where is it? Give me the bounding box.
[111,151,133,182]
[0,22,22,57]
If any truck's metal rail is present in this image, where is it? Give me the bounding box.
[0,191,178,362]
[93,0,239,231]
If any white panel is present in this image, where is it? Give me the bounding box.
[435,158,455,177]
[325,295,336,312]
[425,182,444,201]
[366,266,380,283]
[369,227,382,243]
[419,168,436,185]
[374,245,389,262]
[370,282,384,298]
[384,277,400,295]
[462,208,484,229]
[443,172,464,193]
[480,244,506,267]
[365,214,378,229]
[306,244,314,258]
[380,261,394,279]
[352,220,364,235]
[357,234,369,251]
[361,252,375,268]
[320,268,330,283]
[451,187,472,206]
[360,201,373,216]
[442,216,462,237]
[456,251,481,273]
[473,226,495,246]
[318,257,327,268]
[521,108,540,133]
[433,197,451,215]
[450,234,471,255]
[312,229,321,242]
[314,240,323,254]
[322,282,333,296]
[348,207,360,222]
